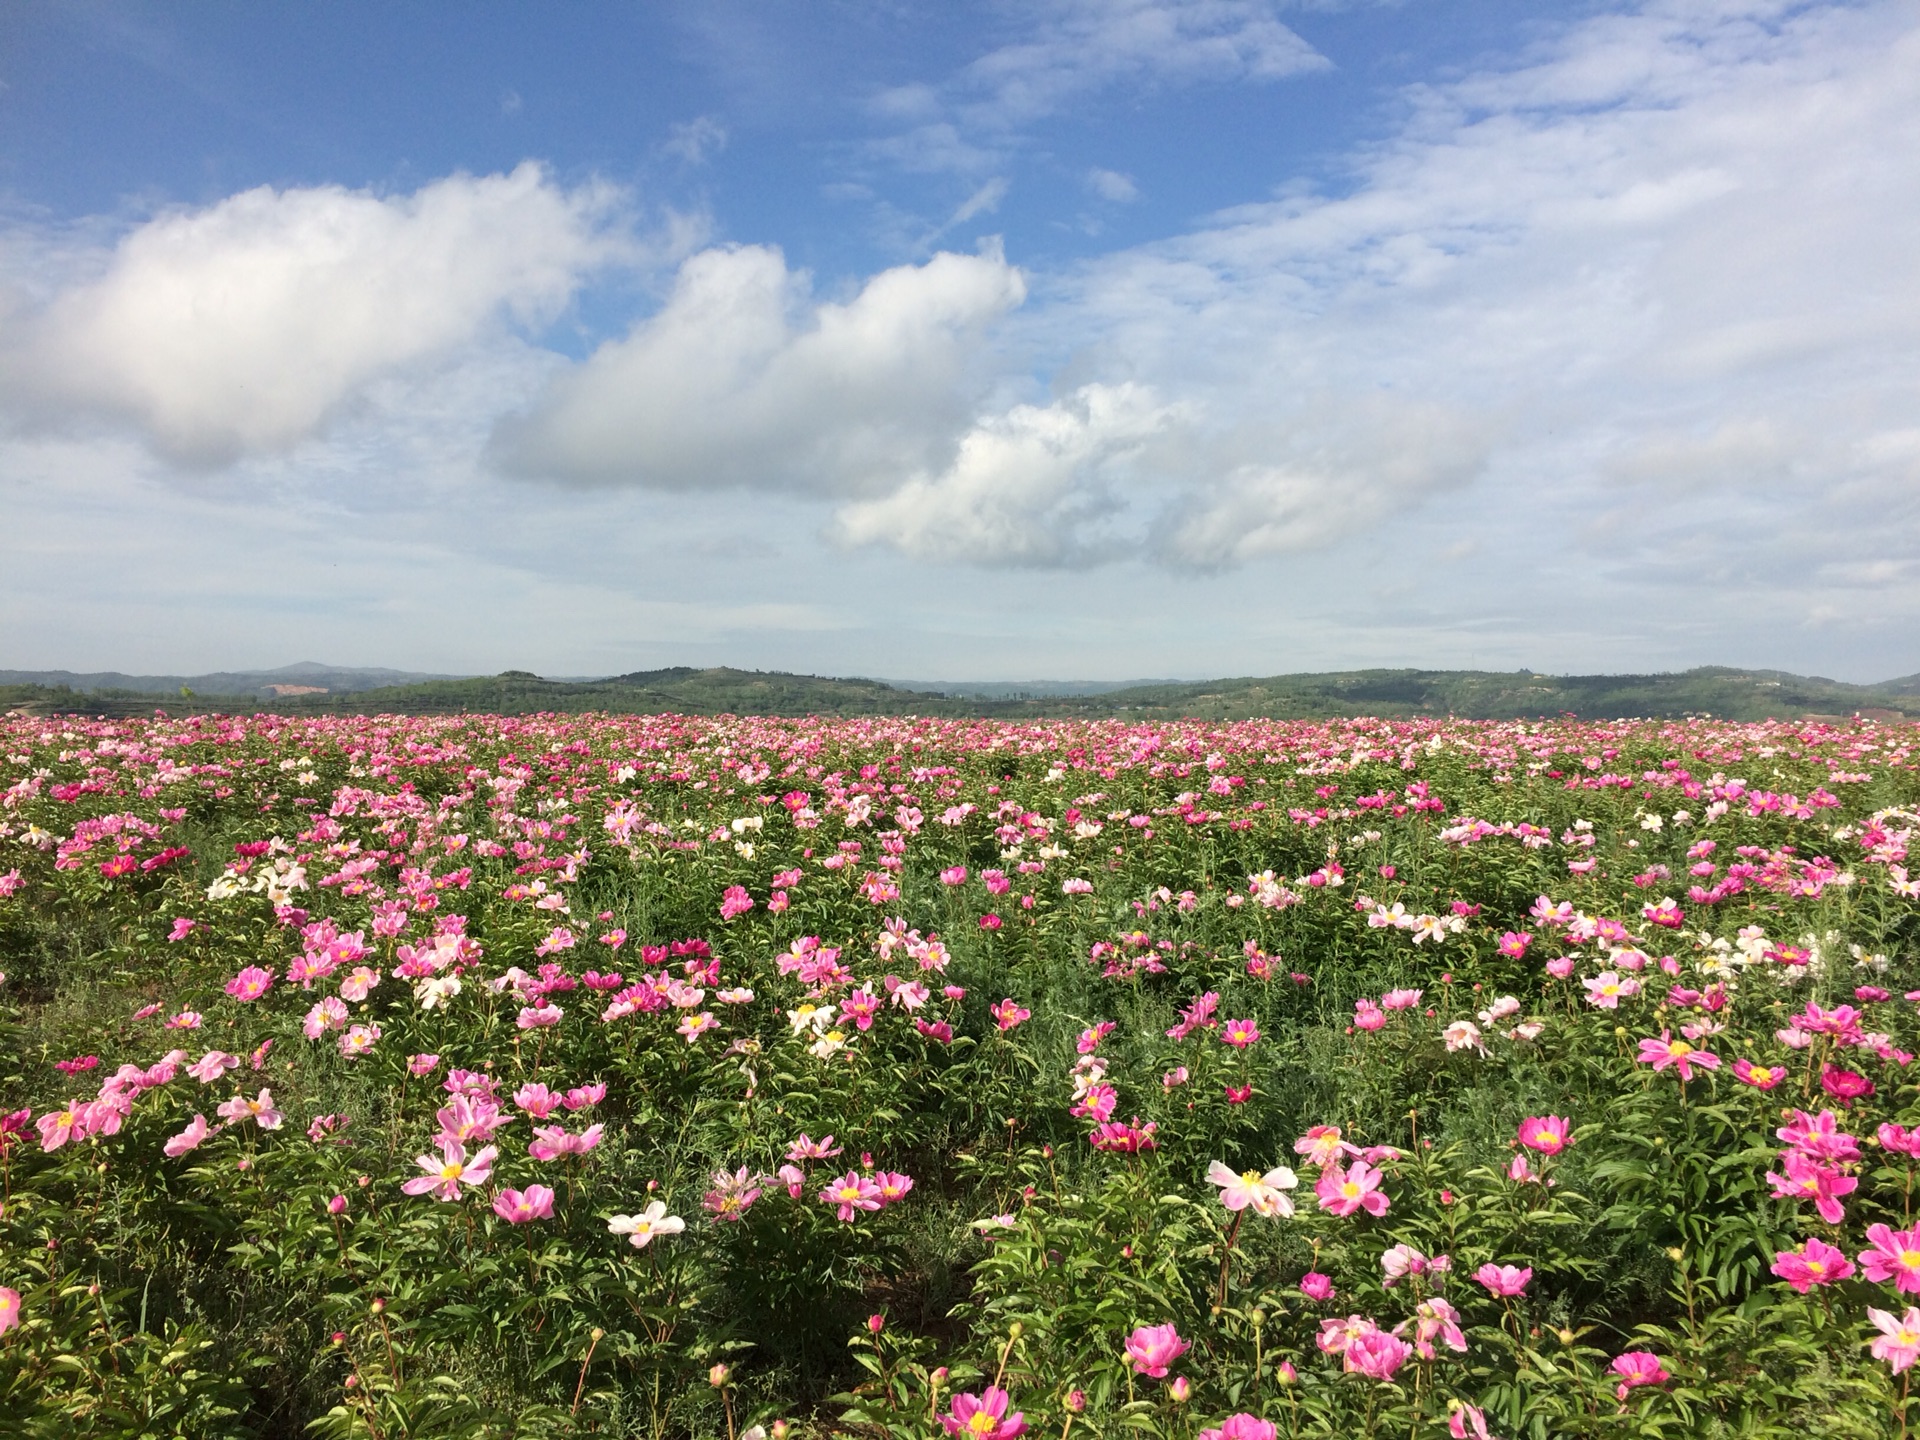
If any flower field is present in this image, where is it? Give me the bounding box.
[3,709,1920,1438]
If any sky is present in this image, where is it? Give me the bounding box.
[3,0,1919,684]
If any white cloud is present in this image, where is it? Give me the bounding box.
[663,116,729,165]
[866,1,1325,174]
[492,242,1027,493]
[1157,399,1492,566]
[959,0,1326,127]
[0,162,623,464]
[833,383,1175,565]
[949,178,1010,226]
[1086,168,1142,203]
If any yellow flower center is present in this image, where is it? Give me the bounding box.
[968,1412,998,1435]
[1341,1183,1361,1199]
[1669,1041,1693,1057]
[1901,1250,1920,1269]
[440,1163,463,1181]
[1242,1171,1261,1185]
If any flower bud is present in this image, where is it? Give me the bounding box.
[709,1363,730,1387]
[932,1367,950,1385]
[591,1327,605,1341]
[1065,1390,1088,1413]
[771,1423,789,1440]
[867,1314,885,1335]
[1276,1360,1298,1385]
[1008,1321,1023,1338]
[345,1375,359,1390]
[331,1331,346,1345]
[327,1195,348,1215]
[370,1298,385,1314]
[1169,1376,1191,1402]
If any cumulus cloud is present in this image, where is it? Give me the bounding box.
[0,162,623,464]
[833,383,1175,565]
[1156,400,1493,567]
[492,242,1027,493]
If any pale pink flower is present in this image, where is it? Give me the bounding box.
[609,1201,685,1247]
[1870,1308,1920,1373]
[492,1184,556,1223]
[163,1113,212,1157]
[1206,1160,1298,1217]
[215,1089,283,1130]
[401,1140,497,1200]
[187,1050,240,1084]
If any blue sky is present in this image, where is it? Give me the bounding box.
[3,0,1919,682]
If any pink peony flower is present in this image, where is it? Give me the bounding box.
[1870,1307,1920,1373]
[1859,1224,1920,1293]
[1125,1323,1189,1378]
[1516,1115,1571,1155]
[223,966,275,1002]
[1316,1161,1390,1217]
[939,1387,1026,1439]
[1299,1271,1336,1300]
[1474,1263,1532,1297]
[1611,1351,1669,1400]
[492,1184,556,1224]
[401,1140,497,1200]
[163,1113,212,1157]
[1771,1237,1854,1293]
[820,1170,883,1221]
[1199,1417,1278,1440]
[1636,1030,1718,1081]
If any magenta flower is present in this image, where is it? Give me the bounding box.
[517,1004,563,1030]
[1821,1065,1875,1105]
[1299,1271,1336,1300]
[1088,1118,1158,1153]
[1199,1417,1277,1440]
[1732,1059,1786,1089]
[223,965,275,1002]
[1771,1237,1854,1293]
[1219,1019,1261,1048]
[1610,1351,1669,1400]
[939,1386,1026,1439]
[1125,1322,1189,1378]
[492,1184,556,1224]
[703,1166,763,1221]
[1870,1308,1920,1373]
[1635,1030,1719,1081]
[1474,1263,1532,1297]
[1859,1224,1920,1293]
[990,998,1030,1030]
[939,866,969,886]
[1884,1124,1920,1159]
[1516,1115,1571,1155]
[1315,1161,1390,1217]
[1447,1402,1494,1439]
[1767,1150,1858,1225]
[820,1170,883,1221]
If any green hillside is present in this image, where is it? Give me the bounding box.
[8,662,1920,722]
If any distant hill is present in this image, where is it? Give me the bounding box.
[0,662,462,699]
[7,662,1920,722]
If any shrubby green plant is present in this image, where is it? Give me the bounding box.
[0,710,1917,1437]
